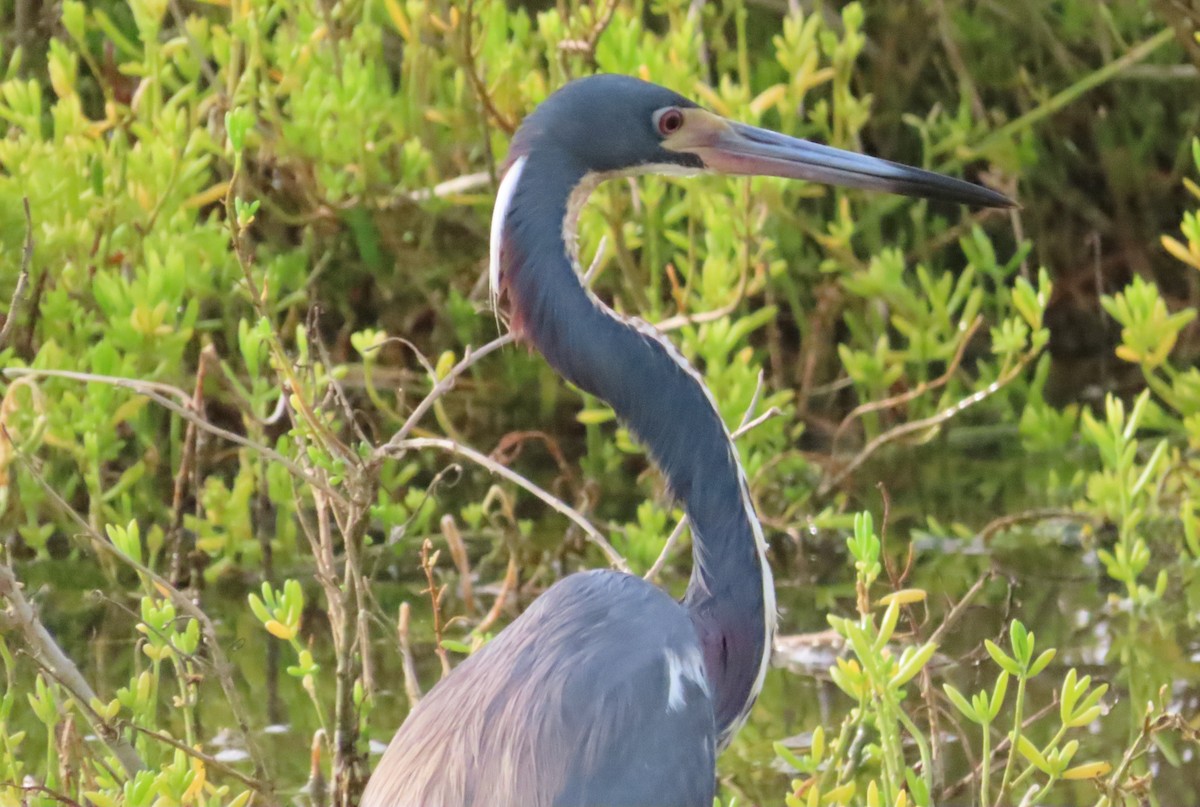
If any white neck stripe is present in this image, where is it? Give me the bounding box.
[489,156,529,311]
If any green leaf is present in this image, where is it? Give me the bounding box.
[1028,648,1056,678]
[989,671,1009,721]
[1060,668,1081,722]
[1009,620,1030,664]
[985,639,1020,676]
[247,592,271,624]
[1017,735,1051,773]
[943,683,979,723]
[890,641,937,688]
[577,408,616,425]
[874,599,900,651]
[61,1,87,43]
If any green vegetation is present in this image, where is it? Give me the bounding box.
[1,0,1198,805]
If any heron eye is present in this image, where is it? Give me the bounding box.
[655,108,684,136]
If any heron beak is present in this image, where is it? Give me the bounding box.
[663,109,1015,208]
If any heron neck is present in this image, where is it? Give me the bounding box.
[495,150,775,746]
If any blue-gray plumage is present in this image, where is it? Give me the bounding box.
[361,74,1013,807]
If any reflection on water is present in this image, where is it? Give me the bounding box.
[12,494,1200,805]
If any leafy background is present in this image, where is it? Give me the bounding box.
[0,0,1198,805]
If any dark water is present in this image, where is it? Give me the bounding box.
[13,429,1200,805]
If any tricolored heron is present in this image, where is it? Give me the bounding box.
[361,74,1012,807]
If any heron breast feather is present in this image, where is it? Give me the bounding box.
[361,570,717,807]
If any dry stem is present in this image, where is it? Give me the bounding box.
[0,563,143,777]
[2,367,342,503]
[820,349,1039,495]
[386,437,629,572]
[17,457,277,801]
[832,315,984,452]
[0,198,33,349]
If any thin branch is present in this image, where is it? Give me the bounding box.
[556,0,620,66]
[3,784,84,807]
[0,198,33,349]
[17,457,277,799]
[397,603,422,708]
[820,351,1038,496]
[168,344,212,583]
[461,0,516,136]
[376,334,514,455]
[582,235,608,285]
[927,572,993,648]
[832,316,984,451]
[420,539,453,678]
[403,171,492,202]
[311,311,372,448]
[643,514,691,582]
[3,367,344,505]
[474,547,519,635]
[653,262,750,333]
[128,723,264,791]
[978,508,1091,545]
[733,406,785,439]
[440,514,477,617]
[385,437,629,573]
[0,563,143,776]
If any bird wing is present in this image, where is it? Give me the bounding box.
[360,569,716,807]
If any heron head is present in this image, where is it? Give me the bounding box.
[511,74,1014,208]
[509,74,705,176]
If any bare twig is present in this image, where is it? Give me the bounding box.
[833,316,984,452]
[927,572,993,648]
[385,437,629,572]
[128,723,264,790]
[0,198,33,349]
[475,546,519,635]
[461,0,516,136]
[311,311,372,447]
[3,367,344,504]
[733,406,785,439]
[1103,709,1200,799]
[397,603,422,707]
[440,514,476,617]
[310,483,372,801]
[556,0,619,65]
[3,784,84,807]
[653,263,750,333]
[643,515,692,582]
[376,334,515,455]
[490,431,576,486]
[404,171,492,202]
[978,508,1090,545]
[820,351,1038,495]
[168,344,212,584]
[17,458,277,799]
[582,235,608,285]
[420,539,453,678]
[0,563,143,776]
